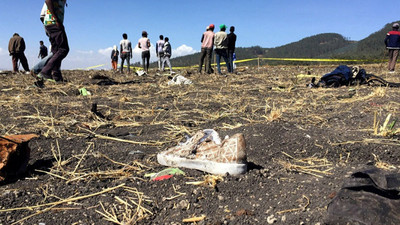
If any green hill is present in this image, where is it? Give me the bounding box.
[168,21,400,67]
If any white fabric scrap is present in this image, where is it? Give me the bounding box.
[168,75,192,85]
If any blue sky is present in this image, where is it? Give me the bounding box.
[0,0,399,70]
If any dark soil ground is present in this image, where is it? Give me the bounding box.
[1,64,400,225]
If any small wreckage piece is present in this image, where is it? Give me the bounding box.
[0,134,38,181]
[326,166,400,224]
[308,65,400,88]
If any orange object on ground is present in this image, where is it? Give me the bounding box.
[0,134,38,181]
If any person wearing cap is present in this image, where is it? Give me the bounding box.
[8,33,30,74]
[227,26,237,73]
[385,23,400,73]
[199,24,215,74]
[138,31,151,73]
[214,24,231,75]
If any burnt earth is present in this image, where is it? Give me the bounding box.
[1,65,400,225]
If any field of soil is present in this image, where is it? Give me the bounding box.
[1,64,400,225]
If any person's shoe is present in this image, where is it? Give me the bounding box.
[157,129,247,175]
[37,73,56,83]
[33,80,45,88]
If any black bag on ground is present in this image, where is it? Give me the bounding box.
[326,167,400,225]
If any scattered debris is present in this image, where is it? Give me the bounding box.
[186,175,223,188]
[144,167,185,181]
[0,134,38,181]
[79,88,90,96]
[309,65,400,88]
[167,74,192,85]
[182,215,206,223]
[326,166,400,224]
[136,70,146,76]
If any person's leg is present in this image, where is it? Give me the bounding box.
[215,50,222,74]
[161,56,166,72]
[12,55,18,73]
[392,50,399,71]
[228,50,234,73]
[158,55,161,71]
[141,52,146,72]
[222,50,231,73]
[199,48,206,73]
[40,25,69,79]
[166,56,172,72]
[33,53,53,74]
[19,53,30,72]
[389,50,396,71]
[120,54,125,73]
[206,48,213,74]
[146,51,150,72]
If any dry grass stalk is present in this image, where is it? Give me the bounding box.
[280,152,333,178]
[372,153,396,170]
[263,101,283,122]
[276,195,310,215]
[0,183,125,213]
[78,126,164,146]
[182,215,206,223]
[186,175,224,188]
[96,189,152,224]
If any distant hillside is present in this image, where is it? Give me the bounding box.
[169,21,400,67]
[265,33,354,58]
[333,21,400,59]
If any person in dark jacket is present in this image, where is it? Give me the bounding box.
[38,40,48,59]
[8,33,30,74]
[384,23,400,72]
[161,37,173,74]
[227,26,237,73]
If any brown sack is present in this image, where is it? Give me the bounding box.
[0,134,38,181]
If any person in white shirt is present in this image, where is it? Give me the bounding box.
[138,31,151,73]
[120,33,132,73]
[156,35,165,71]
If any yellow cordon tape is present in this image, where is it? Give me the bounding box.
[80,57,383,70]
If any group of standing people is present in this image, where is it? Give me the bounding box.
[8,0,69,88]
[111,32,173,74]
[199,24,237,75]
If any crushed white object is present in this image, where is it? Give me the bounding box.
[168,75,192,85]
[136,70,146,76]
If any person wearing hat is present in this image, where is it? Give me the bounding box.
[385,22,400,73]
[138,31,151,73]
[199,24,215,74]
[214,24,231,75]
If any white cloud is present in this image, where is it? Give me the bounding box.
[76,50,94,55]
[172,44,197,58]
[0,48,5,55]
[98,47,112,56]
